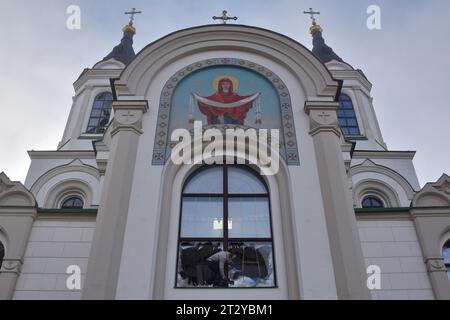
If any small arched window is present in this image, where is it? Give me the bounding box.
[86,92,113,134]
[0,241,5,269]
[61,196,84,209]
[361,196,384,208]
[443,240,450,282]
[176,165,276,288]
[337,94,361,136]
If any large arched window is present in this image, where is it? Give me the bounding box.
[443,240,450,281]
[176,165,276,288]
[0,241,4,269]
[86,92,113,134]
[337,94,361,136]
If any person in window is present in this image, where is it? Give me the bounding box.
[206,248,237,286]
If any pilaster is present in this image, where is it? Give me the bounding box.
[82,100,148,300]
[305,101,371,300]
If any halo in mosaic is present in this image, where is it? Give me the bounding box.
[152,58,300,166]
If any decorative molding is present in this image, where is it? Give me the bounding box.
[304,101,341,137]
[353,178,401,208]
[0,259,22,274]
[73,68,123,93]
[0,173,36,207]
[352,150,416,160]
[413,174,450,207]
[434,181,450,196]
[328,69,372,92]
[151,58,300,166]
[116,25,339,98]
[30,158,100,195]
[0,180,14,194]
[111,100,148,137]
[349,159,416,201]
[425,258,447,273]
[43,179,94,209]
[28,150,96,160]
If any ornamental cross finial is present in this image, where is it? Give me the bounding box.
[303,7,320,25]
[213,10,238,24]
[125,7,142,24]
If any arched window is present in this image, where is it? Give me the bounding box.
[177,165,276,288]
[61,196,84,209]
[443,240,450,281]
[361,196,384,208]
[337,94,361,136]
[86,92,113,134]
[0,241,4,269]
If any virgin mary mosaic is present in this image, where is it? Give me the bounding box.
[153,59,300,165]
[190,75,262,125]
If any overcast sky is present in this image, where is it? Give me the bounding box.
[0,0,449,187]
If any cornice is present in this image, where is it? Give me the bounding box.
[28,150,96,160]
[352,150,416,160]
[73,68,123,93]
[330,69,373,92]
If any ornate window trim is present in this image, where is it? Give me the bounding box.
[353,178,400,208]
[44,179,93,209]
[152,58,299,166]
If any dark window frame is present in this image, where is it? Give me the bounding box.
[337,94,361,137]
[61,196,84,209]
[85,92,113,134]
[175,164,277,288]
[361,196,385,208]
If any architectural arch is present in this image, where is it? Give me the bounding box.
[152,138,301,299]
[115,25,340,99]
[44,179,93,209]
[30,159,100,208]
[353,178,400,208]
[350,159,416,206]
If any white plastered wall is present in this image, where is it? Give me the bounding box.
[13,219,95,300]
[358,220,434,300]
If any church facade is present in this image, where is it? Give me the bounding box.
[0,18,449,300]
